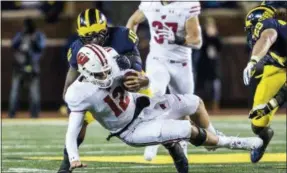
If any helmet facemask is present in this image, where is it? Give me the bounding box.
[81,66,113,88]
[80,29,108,46]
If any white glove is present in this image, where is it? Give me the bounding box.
[157,24,175,44]
[243,62,256,86]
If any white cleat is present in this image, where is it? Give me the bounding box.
[229,137,263,150]
[179,141,188,158]
[144,145,160,161]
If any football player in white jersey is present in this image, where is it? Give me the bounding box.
[65,44,263,173]
[126,0,207,160]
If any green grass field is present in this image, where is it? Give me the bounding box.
[2,115,286,173]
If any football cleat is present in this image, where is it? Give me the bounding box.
[229,137,263,150]
[250,128,274,163]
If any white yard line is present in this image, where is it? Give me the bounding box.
[4,168,55,173]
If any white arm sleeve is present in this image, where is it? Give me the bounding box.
[183,1,201,20]
[66,111,85,163]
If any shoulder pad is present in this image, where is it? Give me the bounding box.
[65,82,93,112]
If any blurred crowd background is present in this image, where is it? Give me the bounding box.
[1,1,282,117]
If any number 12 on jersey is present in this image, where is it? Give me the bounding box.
[152,21,178,44]
[104,87,130,117]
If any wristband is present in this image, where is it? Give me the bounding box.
[250,56,261,63]
[174,35,186,45]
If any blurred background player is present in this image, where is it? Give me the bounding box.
[8,18,46,118]
[196,17,222,112]
[126,0,221,161]
[243,5,286,163]
[58,8,151,173]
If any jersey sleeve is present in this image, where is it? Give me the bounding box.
[65,87,91,112]
[182,1,201,20]
[138,1,152,11]
[252,19,278,40]
[115,27,140,56]
[67,40,83,70]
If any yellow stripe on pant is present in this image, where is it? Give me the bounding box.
[252,65,286,127]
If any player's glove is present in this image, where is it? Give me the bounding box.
[243,60,256,86]
[157,24,185,45]
[249,103,273,119]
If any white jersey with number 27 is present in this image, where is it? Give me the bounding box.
[139,1,200,61]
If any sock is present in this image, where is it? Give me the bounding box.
[206,123,217,135]
[216,136,232,148]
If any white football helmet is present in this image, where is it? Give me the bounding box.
[77,44,115,88]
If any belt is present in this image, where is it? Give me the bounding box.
[106,96,150,141]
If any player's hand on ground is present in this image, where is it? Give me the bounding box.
[157,24,175,44]
[243,62,256,86]
[69,160,87,171]
[123,71,148,92]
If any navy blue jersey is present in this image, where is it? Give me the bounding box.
[67,26,139,70]
[249,19,287,67]
[263,1,287,8]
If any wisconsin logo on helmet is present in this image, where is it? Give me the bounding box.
[76,8,107,36]
[245,5,276,29]
[77,52,90,66]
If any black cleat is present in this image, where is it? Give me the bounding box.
[251,127,274,163]
[57,149,71,173]
[164,142,189,173]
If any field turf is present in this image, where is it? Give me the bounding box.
[2,115,286,173]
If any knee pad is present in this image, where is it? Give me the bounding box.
[190,126,207,147]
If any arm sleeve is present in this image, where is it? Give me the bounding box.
[68,43,81,70]
[253,19,277,40]
[65,111,84,162]
[183,1,201,20]
[124,51,142,71]
[138,1,151,11]
[119,28,142,71]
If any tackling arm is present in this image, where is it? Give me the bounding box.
[63,67,80,99]
[126,9,146,32]
[243,28,278,85]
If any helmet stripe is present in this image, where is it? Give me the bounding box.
[79,12,87,27]
[89,9,96,26]
[92,44,108,65]
[77,14,81,29]
[96,10,100,25]
[85,9,90,27]
[85,45,105,66]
